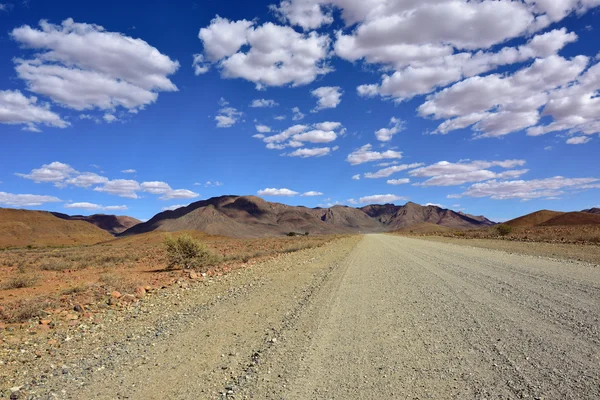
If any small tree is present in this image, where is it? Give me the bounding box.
[287,232,297,237]
[163,234,219,270]
[496,224,513,236]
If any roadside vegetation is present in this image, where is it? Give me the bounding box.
[0,231,343,323]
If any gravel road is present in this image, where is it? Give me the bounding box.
[5,234,600,399]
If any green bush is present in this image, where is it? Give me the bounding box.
[163,234,220,270]
[287,232,297,237]
[496,224,513,236]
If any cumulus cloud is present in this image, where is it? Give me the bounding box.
[0,192,61,207]
[256,124,272,133]
[94,179,141,199]
[358,194,408,204]
[17,161,199,201]
[346,144,402,165]
[251,99,278,108]
[196,17,332,88]
[364,163,424,179]
[292,107,305,121]
[16,161,77,185]
[387,178,410,185]
[0,89,68,131]
[457,176,600,200]
[288,147,332,158]
[375,117,405,142]
[216,105,243,128]
[140,181,200,200]
[121,169,136,174]
[352,174,360,180]
[257,188,299,196]
[311,86,342,111]
[409,160,528,186]
[420,55,590,138]
[566,136,591,145]
[301,191,324,196]
[11,19,179,113]
[65,172,109,188]
[64,202,127,211]
[259,122,343,156]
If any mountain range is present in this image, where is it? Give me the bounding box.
[120,195,495,238]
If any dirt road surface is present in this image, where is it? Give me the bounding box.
[7,234,600,399]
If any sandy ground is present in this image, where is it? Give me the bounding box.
[3,234,600,399]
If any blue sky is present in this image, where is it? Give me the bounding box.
[1,0,599,222]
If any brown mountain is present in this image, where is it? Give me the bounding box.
[51,213,141,235]
[541,212,600,226]
[583,208,600,215]
[121,195,494,238]
[0,208,113,247]
[504,210,565,228]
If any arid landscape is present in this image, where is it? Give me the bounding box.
[2,197,600,399]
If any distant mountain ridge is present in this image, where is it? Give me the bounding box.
[121,195,496,238]
[51,213,141,235]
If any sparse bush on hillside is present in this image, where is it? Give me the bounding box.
[163,234,220,270]
[496,224,513,236]
[287,232,297,237]
[2,275,38,290]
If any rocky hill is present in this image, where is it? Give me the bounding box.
[0,208,113,247]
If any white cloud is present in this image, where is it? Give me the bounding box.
[0,3,14,12]
[364,163,424,179]
[387,178,410,185]
[526,61,600,139]
[375,117,405,142]
[256,124,272,133]
[288,147,332,158]
[315,121,342,131]
[121,169,136,174]
[0,89,68,131]
[409,160,528,186]
[94,179,141,199]
[65,172,109,188]
[566,136,591,145]
[64,202,127,211]
[192,53,209,75]
[301,191,323,196]
[197,17,332,88]
[292,107,305,121]
[425,203,444,208]
[274,115,287,121]
[103,113,117,123]
[250,99,278,108]
[11,19,179,112]
[293,129,337,143]
[162,204,189,211]
[459,176,600,200]
[0,192,61,207]
[216,105,243,128]
[257,188,299,196]
[140,181,171,195]
[140,181,200,200]
[352,174,360,180]
[204,181,224,187]
[160,189,199,200]
[358,194,408,204]
[311,86,343,111]
[346,144,402,165]
[420,55,590,138]
[16,161,77,185]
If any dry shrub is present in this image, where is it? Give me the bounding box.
[163,234,220,270]
[2,275,38,290]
